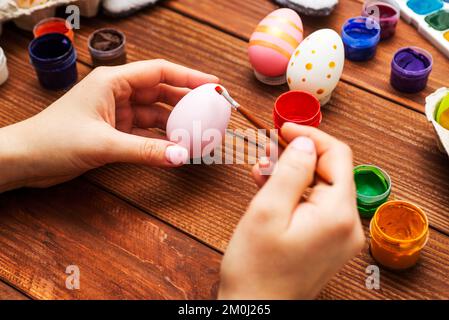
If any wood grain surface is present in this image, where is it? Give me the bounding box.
[0,180,221,299]
[0,280,28,300]
[71,7,449,238]
[0,0,448,300]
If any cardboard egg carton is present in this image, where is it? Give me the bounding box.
[425,87,449,158]
[0,0,78,22]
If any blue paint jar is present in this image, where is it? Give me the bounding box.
[29,33,77,90]
[341,16,381,61]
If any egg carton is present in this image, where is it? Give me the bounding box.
[0,0,78,22]
[425,87,449,158]
[0,0,80,32]
[0,0,163,34]
[273,0,339,16]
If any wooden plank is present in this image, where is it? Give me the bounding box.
[318,221,449,299]
[164,0,449,113]
[0,280,29,300]
[0,179,221,299]
[70,8,449,299]
[0,8,448,299]
[65,7,449,239]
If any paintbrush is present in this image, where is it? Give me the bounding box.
[215,86,288,149]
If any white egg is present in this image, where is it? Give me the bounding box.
[286,29,344,105]
[166,83,232,159]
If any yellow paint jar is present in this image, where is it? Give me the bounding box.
[369,200,429,270]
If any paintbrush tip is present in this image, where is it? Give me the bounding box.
[215,85,223,94]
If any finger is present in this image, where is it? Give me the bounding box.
[133,103,171,130]
[132,84,190,106]
[251,156,273,188]
[109,59,219,90]
[105,128,189,167]
[281,123,353,187]
[252,136,317,225]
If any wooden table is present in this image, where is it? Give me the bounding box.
[1,0,448,300]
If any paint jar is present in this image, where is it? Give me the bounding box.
[29,33,78,90]
[362,0,400,40]
[370,200,429,270]
[390,47,433,93]
[341,16,381,61]
[77,0,101,18]
[33,17,75,42]
[88,28,127,67]
[0,47,9,86]
[14,6,56,31]
[354,164,391,218]
[273,91,322,130]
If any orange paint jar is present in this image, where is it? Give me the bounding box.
[369,200,429,270]
[33,18,74,43]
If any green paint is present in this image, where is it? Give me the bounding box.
[436,92,449,130]
[355,169,389,196]
[425,10,449,31]
[354,165,391,218]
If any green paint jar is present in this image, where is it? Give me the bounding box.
[354,164,391,218]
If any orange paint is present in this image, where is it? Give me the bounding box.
[33,18,74,43]
[370,201,429,270]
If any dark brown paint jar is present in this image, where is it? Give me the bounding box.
[88,28,127,67]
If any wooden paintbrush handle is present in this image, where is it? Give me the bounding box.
[237,106,288,149]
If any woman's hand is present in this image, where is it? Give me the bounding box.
[219,123,365,299]
[0,60,218,192]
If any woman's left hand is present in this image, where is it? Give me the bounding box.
[0,60,218,192]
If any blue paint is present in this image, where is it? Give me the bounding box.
[29,33,77,91]
[407,0,443,15]
[341,17,381,61]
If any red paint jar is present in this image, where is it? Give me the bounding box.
[273,91,322,129]
[33,17,74,42]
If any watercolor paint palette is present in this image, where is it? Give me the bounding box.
[391,0,449,58]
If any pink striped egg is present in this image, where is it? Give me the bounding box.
[248,8,303,85]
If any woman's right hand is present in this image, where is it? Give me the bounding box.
[219,123,365,299]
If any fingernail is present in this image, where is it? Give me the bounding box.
[290,137,315,154]
[165,145,189,165]
[259,156,271,168]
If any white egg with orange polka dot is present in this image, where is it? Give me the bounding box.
[286,28,344,105]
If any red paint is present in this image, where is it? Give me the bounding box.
[33,18,75,43]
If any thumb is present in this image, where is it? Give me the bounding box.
[106,130,189,167]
